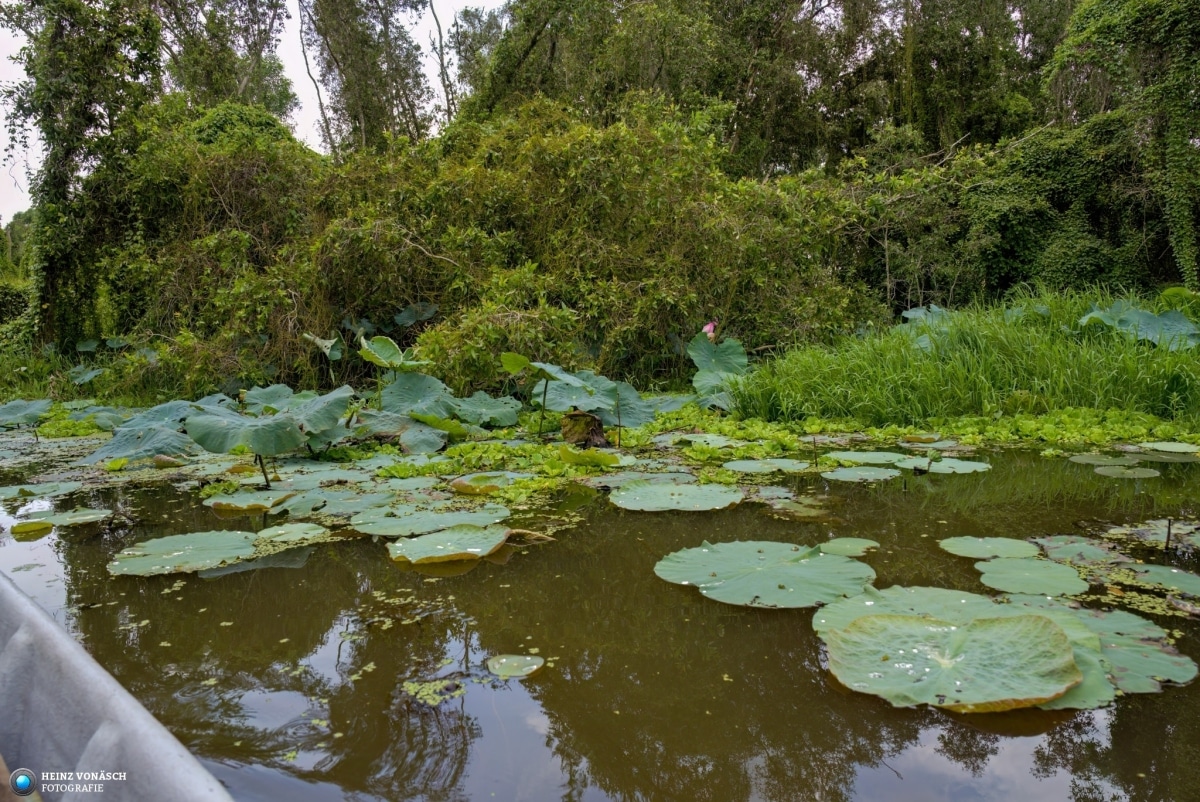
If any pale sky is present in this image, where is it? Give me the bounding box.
[0,1,505,223]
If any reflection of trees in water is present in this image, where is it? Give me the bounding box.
[54,483,480,800]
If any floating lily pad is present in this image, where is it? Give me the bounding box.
[203,490,297,512]
[387,524,510,564]
[10,520,54,540]
[0,481,83,500]
[27,508,113,527]
[577,471,695,490]
[1106,519,1200,550]
[198,547,314,578]
[822,614,1083,713]
[1033,535,1123,566]
[654,541,875,609]
[1094,465,1160,479]
[939,537,1038,560]
[487,654,545,679]
[819,538,879,557]
[1138,441,1200,453]
[255,522,331,547]
[610,482,744,512]
[108,530,259,576]
[1125,564,1200,598]
[656,433,745,449]
[1075,606,1198,693]
[896,457,991,474]
[275,489,394,518]
[722,459,810,474]
[351,504,511,537]
[824,451,908,465]
[1126,451,1200,464]
[450,472,535,495]
[975,558,1089,596]
[1068,454,1142,466]
[814,586,1001,634]
[820,466,900,483]
[766,498,831,519]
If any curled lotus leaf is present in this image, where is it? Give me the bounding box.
[610,481,743,512]
[1138,441,1200,453]
[1094,465,1160,479]
[824,451,908,465]
[108,530,258,576]
[654,540,875,609]
[819,538,879,557]
[722,458,810,474]
[387,524,510,564]
[487,654,545,679]
[820,466,900,483]
[0,481,83,500]
[1068,454,1141,466]
[975,557,1089,596]
[359,335,428,370]
[939,536,1038,560]
[822,614,1082,713]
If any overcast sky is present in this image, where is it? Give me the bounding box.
[0,1,505,223]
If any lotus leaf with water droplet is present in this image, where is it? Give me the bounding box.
[487,654,545,679]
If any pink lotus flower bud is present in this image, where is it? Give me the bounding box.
[702,320,718,342]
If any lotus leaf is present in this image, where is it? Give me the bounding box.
[450,472,535,495]
[577,471,696,489]
[654,541,875,608]
[596,383,658,428]
[1094,465,1160,479]
[77,424,201,466]
[27,508,112,526]
[820,466,900,483]
[1033,535,1123,566]
[351,504,510,537]
[450,392,522,427]
[824,451,908,465]
[722,459,810,474]
[1106,518,1200,550]
[820,538,879,557]
[532,378,608,413]
[767,499,830,519]
[186,407,305,456]
[69,406,131,431]
[1068,454,1141,466]
[487,654,544,679]
[0,481,83,499]
[359,335,428,370]
[119,400,206,431]
[198,547,314,578]
[288,386,355,435]
[203,490,296,512]
[387,524,510,563]
[822,614,1082,713]
[0,399,52,427]
[241,385,296,413]
[108,530,259,576]
[395,302,438,327]
[67,365,105,385]
[1125,564,1200,597]
[899,439,959,450]
[256,522,330,546]
[10,520,54,540]
[813,586,1001,634]
[275,489,394,518]
[687,333,748,375]
[610,481,743,512]
[667,433,745,449]
[896,457,991,474]
[558,446,620,468]
[1130,451,1200,463]
[1139,441,1200,453]
[939,537,1039,560]
[301,332,344,361]
[380,373,457,418]
[975,557,1088,596]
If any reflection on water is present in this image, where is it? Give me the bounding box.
[1,450,1198,801]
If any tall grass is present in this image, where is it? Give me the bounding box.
[732,290,1200,427]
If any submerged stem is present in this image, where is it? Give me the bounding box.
[257,454,272,489]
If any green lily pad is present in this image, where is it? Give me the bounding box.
[814,586,1001,635]
[487,654,545,679]
[1126,451,1200,464]
[255,522,331,548]
[198,547,314,578]
[1068,454,1142,466]
[722,459,810,474]
[1106,518,1200,550]
[975,558,1089,596]
[450,472,535,495]
[27,508,113,527]
[1033,535,1123,566]
[654,541,875,609]
[387,524,510,564]
[819,538,879,557]
[822,614,1083,713]
[895,457,991,474]
[11,520,54,540]
[577,471,695,489]
[824,451,908,465]
[1094,465,1160,479]
[203,490,297,512]
[659,433,745,449]
[0,481,83,499]
[1125,564,1200,597]
[108,530,259,576]
[1138,441,1200,453]
[939,537,1039,559]
[275,489,394,518]
[558,446,620,468]
[610,482,744,512]
[350,504,511,537]
[820,466,900,483]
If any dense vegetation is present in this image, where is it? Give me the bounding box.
[1,0,1198,413]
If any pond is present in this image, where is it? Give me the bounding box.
[2,434,1200,802]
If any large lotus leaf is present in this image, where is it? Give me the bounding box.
[654,541,875,609]
[77,424,201,466]
[822,614,1082,713]
[722,458,811,474]
[529,361,585,385]
[1068,454,1142,466]
[610,481,743,512]
[0,399,52,427]
[185,406,305,457]
[692,369,737,399]
[897,457,992,474]
[1007,595,1197,694]
[387,524,510,564]
[242,384,295,414]
[121,400,205,430]
[487,654,544,679]
[814,586,1001,635]
[288,385,355,435]
[1139,441,1200,453]
[975,558,1088,596]
[687,333,748,375]
[939,537,1039,559]
[0,481,83,500]
[642,394,696,414]
[450,392,522,427]
[198,547,314,579]
[824,451,908,465]
[594,381,657,428]
[401,421,448,454]
[108,530,258,576]
[1033,535,1123,566]
[69,405,131,431]
[27,508,112,526]
[380,372,456,418]
[533,378,608,413]
[1125,564,1200,597]
[820,538,879,557]
[1095,465,1160,479]
[203,489,296,512]
[351,504,510,537]
[821,466,900,483]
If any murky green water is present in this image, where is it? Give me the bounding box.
[3,447,1200,801]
